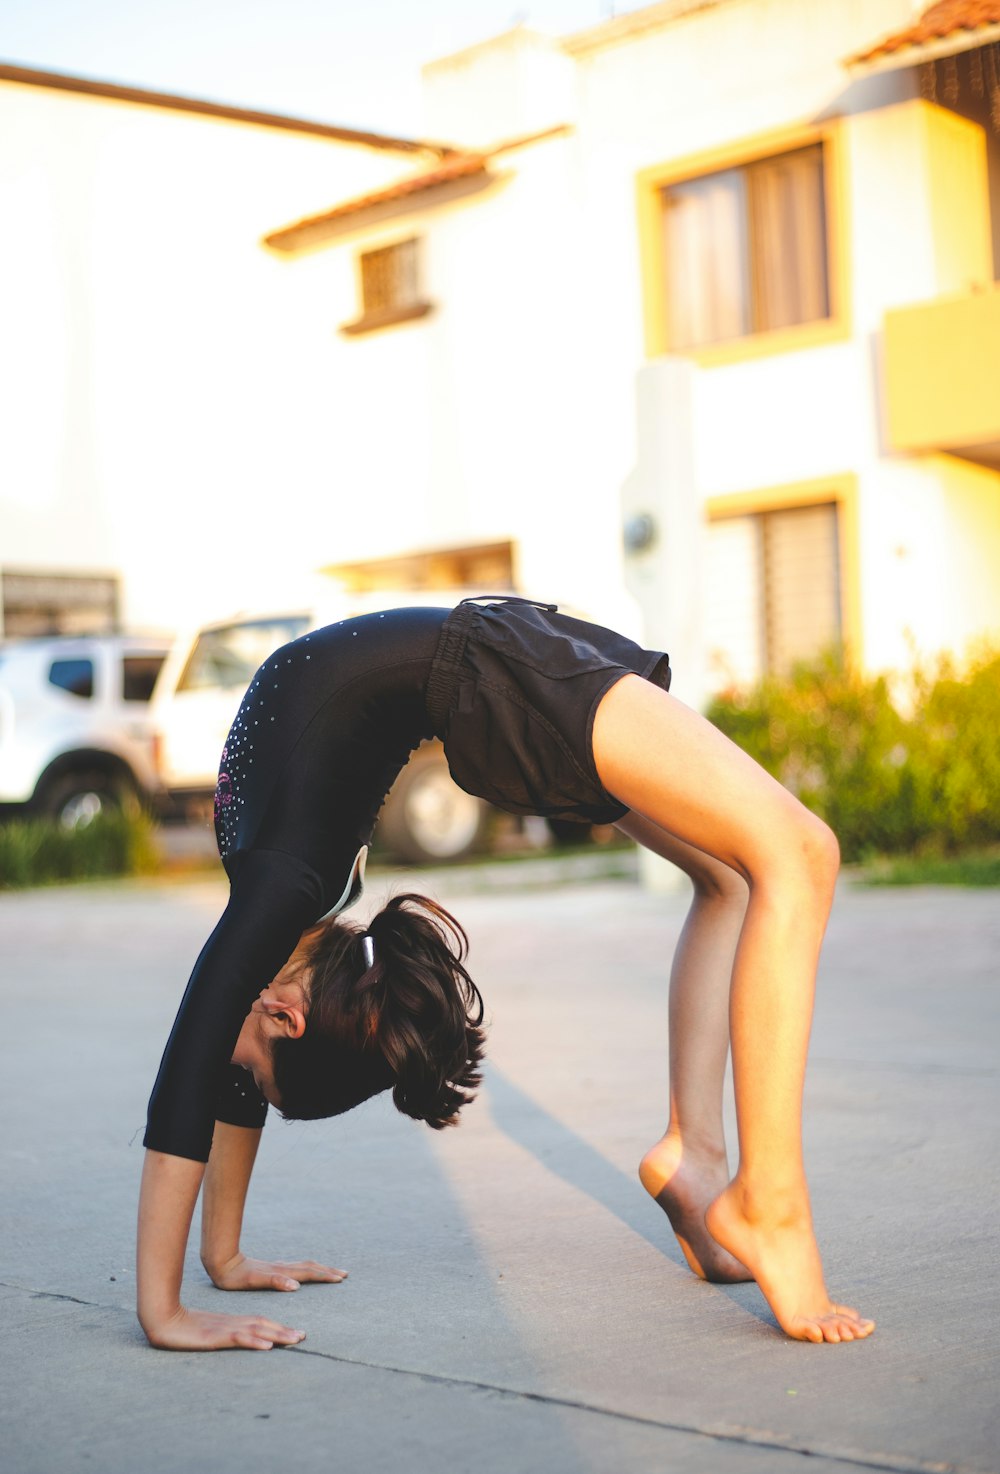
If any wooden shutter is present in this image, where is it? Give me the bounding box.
[706,501,841,689]
[762,502,841,673]
[360,239,419,315]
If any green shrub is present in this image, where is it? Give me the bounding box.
[707,646,1000,862]
[0,809,160,890]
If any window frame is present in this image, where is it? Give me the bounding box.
[340,235,433,337]
[637,121,849,366]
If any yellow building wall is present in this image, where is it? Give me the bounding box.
[922,103,993,291]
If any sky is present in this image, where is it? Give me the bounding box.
[1,0,652,137]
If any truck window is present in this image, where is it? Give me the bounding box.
[49,658,94,699]
[176,618,309,693]
[123,654,167,702]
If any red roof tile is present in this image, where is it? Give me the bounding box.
[850,1,1000,66]
[263,125,571,253]
[262,154,489,250]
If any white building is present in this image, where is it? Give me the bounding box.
[0,63,445,635]
[3,0,1000,705]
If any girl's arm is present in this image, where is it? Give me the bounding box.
[136,1148,306,1351]
[200,1123,345,1293]
[137,851,331,1349]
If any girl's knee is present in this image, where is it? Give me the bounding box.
[745,800,839,898]
[788,807,840,892]
[807,810,839,870]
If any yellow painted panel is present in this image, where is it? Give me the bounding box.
[885,288,1000,453]
[920,104,992,291]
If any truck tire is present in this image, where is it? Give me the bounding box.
[36,769,139,830]
[379,749,492,865]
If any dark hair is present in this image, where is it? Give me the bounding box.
[271,893,486,1130]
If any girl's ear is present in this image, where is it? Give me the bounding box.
[259,997,307,1039]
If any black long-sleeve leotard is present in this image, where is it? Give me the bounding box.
[145,598,671,1162]
[144,608,446,1162]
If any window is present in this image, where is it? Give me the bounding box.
[341,238,431,335]
[322,539,515,595]
[661,144,830,350]
[48,659,94,699]
[176,618,309,693]
[362,239,419,314]
[2,571,119,637]
[705,502,841,690]
[122,654,166,703]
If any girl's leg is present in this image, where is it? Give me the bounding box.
[593,677,874,1343]
[618,812,751,1282]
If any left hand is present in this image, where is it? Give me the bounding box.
[207,1252,347,1293]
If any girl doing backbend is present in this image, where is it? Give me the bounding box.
[138,598,874,1350]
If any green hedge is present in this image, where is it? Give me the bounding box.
[0,809,160,890]
[706,646,1000,862]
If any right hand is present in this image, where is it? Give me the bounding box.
[141,1304,306,1351]
[206,1251,346,1293]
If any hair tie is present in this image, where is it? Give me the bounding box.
[362,934,375,970]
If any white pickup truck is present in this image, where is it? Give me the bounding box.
[149,607,494,864]
[0,633,169,826]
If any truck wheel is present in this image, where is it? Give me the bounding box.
[379,751,492,865]
[37,771,138,830]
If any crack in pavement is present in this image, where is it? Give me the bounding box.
[287,1344,962,1474]
[0,1280,106,1308]
[0,1280,968,1474]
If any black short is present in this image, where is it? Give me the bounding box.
[426,598,671,825]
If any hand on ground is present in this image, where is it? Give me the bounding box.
[143,1305,306,1351]
[207,1252,347,1293]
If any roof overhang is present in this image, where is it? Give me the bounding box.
[263,155,496,253]
[0,61,453,157]
[845,4,1000,76]
[264,124,570,255]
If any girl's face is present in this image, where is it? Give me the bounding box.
[231,977,308,1106]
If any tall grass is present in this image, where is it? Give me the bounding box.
[0,810,160,890]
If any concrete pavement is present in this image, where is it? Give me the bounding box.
[1,861,998,1474]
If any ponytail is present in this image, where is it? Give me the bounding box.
[271,894,486,1129]
[365,894,485,1129]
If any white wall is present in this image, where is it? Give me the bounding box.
[0,80,412,632]
[287,125,642,633]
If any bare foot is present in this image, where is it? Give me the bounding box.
[706,1181,875,1343]
[639,1134,752,1283]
